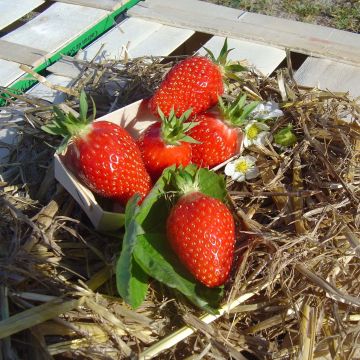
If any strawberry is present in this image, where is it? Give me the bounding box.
[149,39,245,118]
[188,94,259,168]
[42,91,152,205]
[137,108,198,180]
[166,172,235,287]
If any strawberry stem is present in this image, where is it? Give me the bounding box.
[172,167,201,195]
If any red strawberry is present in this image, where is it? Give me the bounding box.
[43,92,152,205]
[167,189,235,288]
[149,39,245,118]
[149,56,222,118]
[137,108,198,180]
[188,94,259,168]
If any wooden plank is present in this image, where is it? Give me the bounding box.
[0,60,23,87]
[0,0,44,31]
[2,3,109,54]
[128,24,194,58]
[0,40,46,66]
[47,17,161,77]
[147,0,245,19]
[129,0,360,67]
[47,18,193,77]
[294,57,360,98]
[51,0,127,12]
[0,2,108,86]
[197,36,285,76]
[79,17,161,62]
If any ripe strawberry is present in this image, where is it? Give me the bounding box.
[137,108,198,180]
[149,39,245,118]
[188,94,259,168]
[166,173,235,287]
[43,91,152,205]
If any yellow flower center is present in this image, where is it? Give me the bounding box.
[235,159,250,173]
[247,124,260,140]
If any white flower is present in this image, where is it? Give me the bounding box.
[224,155,259,182]
[243,121,272,148]
[252,101,283,120]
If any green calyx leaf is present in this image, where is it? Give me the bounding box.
[204,38,248,78]
[41,89,95,152]
[115,165,227,312]
[274,125,297,147]
[218,94,259,127]
[158,107,200,145]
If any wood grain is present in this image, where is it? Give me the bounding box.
[129,0,360,66]
[51,0,125,11]
[0,40,46,66]
[294,57,360,98]
[0,0,44,31]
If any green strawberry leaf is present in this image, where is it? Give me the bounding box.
[116,195,149,309]
[226,63,247,73]
[116,165,227,312]
[134,232,222,313]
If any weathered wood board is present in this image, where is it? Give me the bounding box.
[0,59,24,87]
[51,0,126,11]
[294,57,360,98]
[0,2,109,87]
[129,0,360,66]
[47,17,194,77]
[0,0,44,31]
[2,3,109,54]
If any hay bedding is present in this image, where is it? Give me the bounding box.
[0,51,359,360]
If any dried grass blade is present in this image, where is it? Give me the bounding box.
[342,224,360,257]
[298,300,317,360]
[247,307,295,334]
[295,264,360,307]
[0,298,83,339]
[86,266,113,291]
[292,152,307,234]
[138,279,274,360]
[19,65,78,97]
[300,113,359,205]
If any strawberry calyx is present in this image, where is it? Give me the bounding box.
[41,90,96,154]
[157,107,199,146]
[204,38,247,81]
[171,166,201,196]
[218,93,259,128]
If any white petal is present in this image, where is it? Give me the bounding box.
[232,172,245,182]
[269,109,284,117]
[256,122,270,131]
[224,162,236,176]
[245,167,260,180]
[243,136,253,148]
[253,103,265,114]
[254,131,270,146]
[242,155,257,165]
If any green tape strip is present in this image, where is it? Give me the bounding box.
[0,0,141,105]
